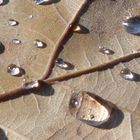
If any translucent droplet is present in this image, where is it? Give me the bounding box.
[7,64,24,76]
[22,80,40,89]
[122,16,140,35]
[28,15,33,19]
[73,24,89,34]
[12,39,21,45]
[0,0,4,5]
[33,39,46,48]
[120,68,135,81]
[69,91,112,127]
[55,58,69,69]
[8,19,19,26]
[99,47,114,55]
[34,0,52,5]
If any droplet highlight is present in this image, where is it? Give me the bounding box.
[122,16,140,35]
[120,68,135,81]
[34,0,53,5]
[69,91,112,127]
[7,64,24,76]
[22,80,40,89]
[0,0,4,5]
[99,47,114,55]
[33,39,46,48]
[8,19,19,26]
[55,58,69,69]
[12,39,21,45]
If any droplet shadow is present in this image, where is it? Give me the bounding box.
[0,42,5,54]
[0,128,8,140]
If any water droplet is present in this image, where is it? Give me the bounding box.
[12,39,21,45]
[99,47,114,55]
[69,91,112,127]
[73,24,89,34]
[7,64,24,76]
[34,0,52,5]
[28,15,33,19]
[120,68,135,81]
[55,58,69,69]
[22,80,40,89]
[8,19,19,26]
[0,0,4,5]
[33,39,46,48]
[122,16,140,35]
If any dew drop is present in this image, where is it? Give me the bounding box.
[7,64,24,76]
[0,0,4,5]
[69,91,112,127]
[120,68,135,81]
[55,58,69,69]
[22,80,40,89]
[8,19,19,26]
[99,47,114,55]
[33,39,46,48]
[28,15,33,19]
[73,24,89,34]
[34,0,52,5]
[12,39,21,45]
[122,16,140,35]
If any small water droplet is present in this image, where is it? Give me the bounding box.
[122,16,140,35]
[8,19,19,26]
[99,47,114,55]
[12,39,21,45]
[28,15,33,19]
[55,58,69,69]
[7,64,24,76]
[120,68,135,81]
[34,0,52,5]
[69,91,112,127]
[73,24,89,34]
[22,80,40,89]
[33,39,46,48]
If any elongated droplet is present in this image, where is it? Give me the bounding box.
[12,39,21,45]
[122,16,140,35]
[7,64,24,76]
[55,58,69,69]
[33,39,46,48]
[69,91,112,127]
[23,80,40,89]
[34,0,52,5]
[99,47,114,55]
[120,68,135,81]
[8,19,19,26]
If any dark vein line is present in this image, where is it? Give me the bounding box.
[0,51,140,102]
[41,0,89,80]
[45,52,140,84]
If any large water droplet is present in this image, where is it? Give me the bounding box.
[33,39,46,48]
[69,91,112,127]
[34,0,53,5]
[122,16,140,35]
[12,39,21,45]
[7,64,24,76]
[8,19,19,26]
[120,68,136,81]
[99,47,114,55]
[22,80,40,89]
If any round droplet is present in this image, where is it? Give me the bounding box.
[28,15,33,19]
[99,47,114,55]
[33,39,46,48]
[12,39,21,45]
[34,0,52,5]
[7,64,24,76]
[22,80,40,89]
[55,58,69,69]
[122,16,140,35]
[120,68,135,81]
[69,91,112,127]
[8,19,19,26]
